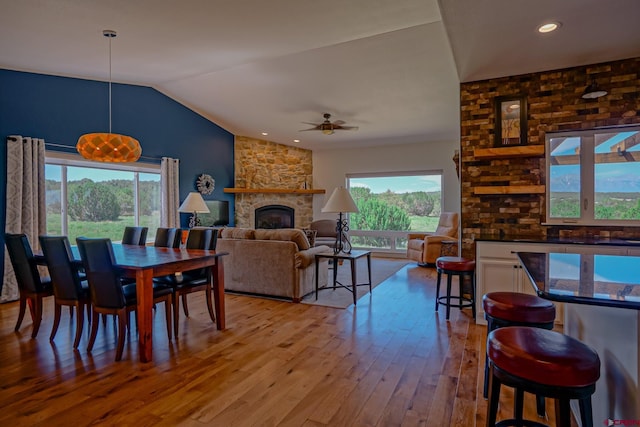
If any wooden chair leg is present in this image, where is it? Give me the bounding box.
[73,302,84,349]
[50,302,62,341]
[182,294,189,317]
[205,287,216,324]
[87,309,100,352]
[15,295,27,331]
[31,296,44,339]
[163,297,172,341]
[173,294,180,338]
[115,309,127,362]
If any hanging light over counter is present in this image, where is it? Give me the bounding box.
[77,30,141,162]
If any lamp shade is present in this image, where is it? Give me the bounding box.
[76,133,142,162]
[321,187,359,213]
[178,192,210,213]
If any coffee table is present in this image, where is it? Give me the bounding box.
[315,250,372,305]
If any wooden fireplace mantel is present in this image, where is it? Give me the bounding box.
[224,188,325,194]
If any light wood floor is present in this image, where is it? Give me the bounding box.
[0,263,560,426]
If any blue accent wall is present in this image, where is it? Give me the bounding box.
[0,69,235,287]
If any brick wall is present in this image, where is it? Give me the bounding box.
[460,57,640,258]
[233,136,314,228]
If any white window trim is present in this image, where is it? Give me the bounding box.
[545,125,640,227]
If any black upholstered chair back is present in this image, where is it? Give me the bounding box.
[122,226,148,246]
[76,237,126,309]
[4,233,45,293]
[154,227,181,248]
[184,228,214,278]
[39,235,84,301]
[209,229,219,250]
[185,228,213,250]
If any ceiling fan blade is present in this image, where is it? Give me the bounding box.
[299,128,319,132]
[333,120,346,125]
[301,122,320,126]
[335,125,359,131]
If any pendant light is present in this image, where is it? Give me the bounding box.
[581,80,608,100]
[77,30,141,162]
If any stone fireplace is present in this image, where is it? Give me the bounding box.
[255,205,295,229]
[232,136,316,228]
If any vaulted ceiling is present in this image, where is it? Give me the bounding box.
[1,0,639,151]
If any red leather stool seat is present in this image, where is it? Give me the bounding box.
[436,256,475,272]
[483,292,556,324]
[488,327,600,388]
[486,326,600,427]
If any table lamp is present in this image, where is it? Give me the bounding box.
[321,187,359,254]
[178,192,210,228]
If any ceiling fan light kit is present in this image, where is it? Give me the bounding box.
[300,113,358,135]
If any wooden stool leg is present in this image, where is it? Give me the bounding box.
[435,270,442,312]
[445,273,453,320]
[470,273,476,319]
[579,398,594,427]
[486,364,501,427]
[536,394,546,418]
[554,398,572,427]
[514,388,525,423]
[483,317,495,399]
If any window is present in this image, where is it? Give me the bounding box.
[546,125,640,226]
[45,151,161,243]
[346,171,443,251]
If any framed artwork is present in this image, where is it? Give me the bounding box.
[494,96,527,147]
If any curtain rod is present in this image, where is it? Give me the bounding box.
[43,141,162,162]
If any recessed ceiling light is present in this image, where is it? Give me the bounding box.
[261,132,268,136]
[538,21,561,33]
[293,139,300,143]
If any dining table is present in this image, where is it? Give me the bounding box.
[37,243,228,363]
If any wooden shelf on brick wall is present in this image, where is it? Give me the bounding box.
[474,185,545,195]
[474,145,544,159]
[224,188,325,194]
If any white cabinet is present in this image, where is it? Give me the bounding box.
[475,241,564,325]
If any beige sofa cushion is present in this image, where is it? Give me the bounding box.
[254,228,310,251]
[220,227,255,239]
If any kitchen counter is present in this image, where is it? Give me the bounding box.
[476,234,640,246]
[517,251,640,310]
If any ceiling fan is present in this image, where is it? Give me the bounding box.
[300,113,358,135]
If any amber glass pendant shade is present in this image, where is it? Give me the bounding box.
[77,132,141,162]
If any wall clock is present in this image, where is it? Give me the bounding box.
[196,173,215,195]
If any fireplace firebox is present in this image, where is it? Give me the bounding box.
[255,205,294,229]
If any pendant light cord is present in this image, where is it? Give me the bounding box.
[108,31,113,134]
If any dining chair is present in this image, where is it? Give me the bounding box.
[154,228,216,336]
[153,227,181,248]
[39,235,91,349]
[4,233,54,338]
[121,226,148,246]
[76,237,173,361]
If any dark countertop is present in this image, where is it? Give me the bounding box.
[517,251,640,310]
[475,235,640,246]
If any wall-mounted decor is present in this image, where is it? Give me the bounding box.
[494,96,527,147]
[196,173,215,195]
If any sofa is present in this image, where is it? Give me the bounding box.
[216,227,330,302]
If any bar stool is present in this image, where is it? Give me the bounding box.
[482,292,556,407]
[486,326,600,427]
[435,256,476,320]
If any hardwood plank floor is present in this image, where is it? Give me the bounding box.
[0,263,561,426]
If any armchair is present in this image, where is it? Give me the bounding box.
[406,212,459,266]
